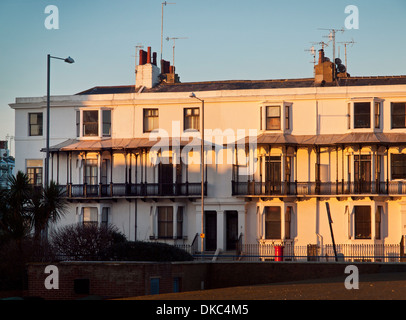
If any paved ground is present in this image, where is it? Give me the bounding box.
[127,272,406,300]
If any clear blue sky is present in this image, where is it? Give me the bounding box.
[1,0,406,154]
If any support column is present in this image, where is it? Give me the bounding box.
[400,201,406,239]
[371,203,376,240]
[238,209,246,243]
[217,210,225,251]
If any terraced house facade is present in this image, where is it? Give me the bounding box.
[10,47,406,260]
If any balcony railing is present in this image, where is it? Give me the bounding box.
[232,181,406,196]
[60,182,206,198]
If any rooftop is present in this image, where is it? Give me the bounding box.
[76,75,406,96]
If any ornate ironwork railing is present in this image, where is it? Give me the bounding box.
[60,182,207,198]
[232,181,406,196]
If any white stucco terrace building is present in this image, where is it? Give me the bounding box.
[10,47,406,260]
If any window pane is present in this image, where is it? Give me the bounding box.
[285,207,292,239]
[83,207,98,223]
[102,110,111,137]
[85,159,98,185]
[354,102,371,128]
[285,105,290,130]
[266,117,281,130]
[391,103,406,128]
[76,111,80,137]
[354,206,371,239]
[83,111,99,136]
[158,207,173,238]
[267,106,280,117]
[102,207,109,225]
[29,113,43,136]
[265,207,281,239]
[144,109,159,132]
[177,207,183,239]
[375,102,380,128]
[27,159,43,167]
[266,106,281,130]
[184,108,200,131]
[392,154,406,179]
[376,206,382,240]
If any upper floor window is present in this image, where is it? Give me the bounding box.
[266,106,281,130]
[83,110,99,136]
[374,102,380,129]
[79,109,112,138]
[354,102,370,128]
[285,105,290,130]
[102,110,111,137]
[144,108,159,132]
[84,159,98,185]
[391,102,406,129]
[391,154,406,180]
[350,99,382,130]
[263,103,291,131]
[29,113,43,136]
[184,108,200,131]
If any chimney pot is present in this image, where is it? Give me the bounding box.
[152,52,157,66]
[139,49,145,65]
[147,47,151,64]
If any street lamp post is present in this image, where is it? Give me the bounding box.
[189,92,205,253]
[45,54,75,188]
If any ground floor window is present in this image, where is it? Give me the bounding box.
[158,206,174,239]
[157,206,184,239]
[101,207,109,226]
[83,207,98,225]
[376,206,382,240]
[263,206,293,240]
[265,206,281,239]
[285,206,292,240]
[354,206,371,239]
[26,159,43,186]
[176,207,184,239]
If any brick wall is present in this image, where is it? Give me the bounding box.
[27,261,406,300]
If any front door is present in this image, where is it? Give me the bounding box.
[205,211,217,251]
[354,155,371,193]
[265,156,281,194]
[159,163,173,195]
[226,211,238,250]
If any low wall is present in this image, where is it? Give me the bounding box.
[27,261,406,300]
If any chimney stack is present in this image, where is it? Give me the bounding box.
[314,49,334,84]
[136,46,160,88]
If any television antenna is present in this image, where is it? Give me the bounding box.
[311,41,329,51]
[161,1,176,62]
[166,36,188,67]
[319,27,345,77]
[305,45,316,75]
[338,39,356,73]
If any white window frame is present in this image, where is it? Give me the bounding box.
[347,98,383,132]
[77,107,113,140]
[260,101,292,133]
